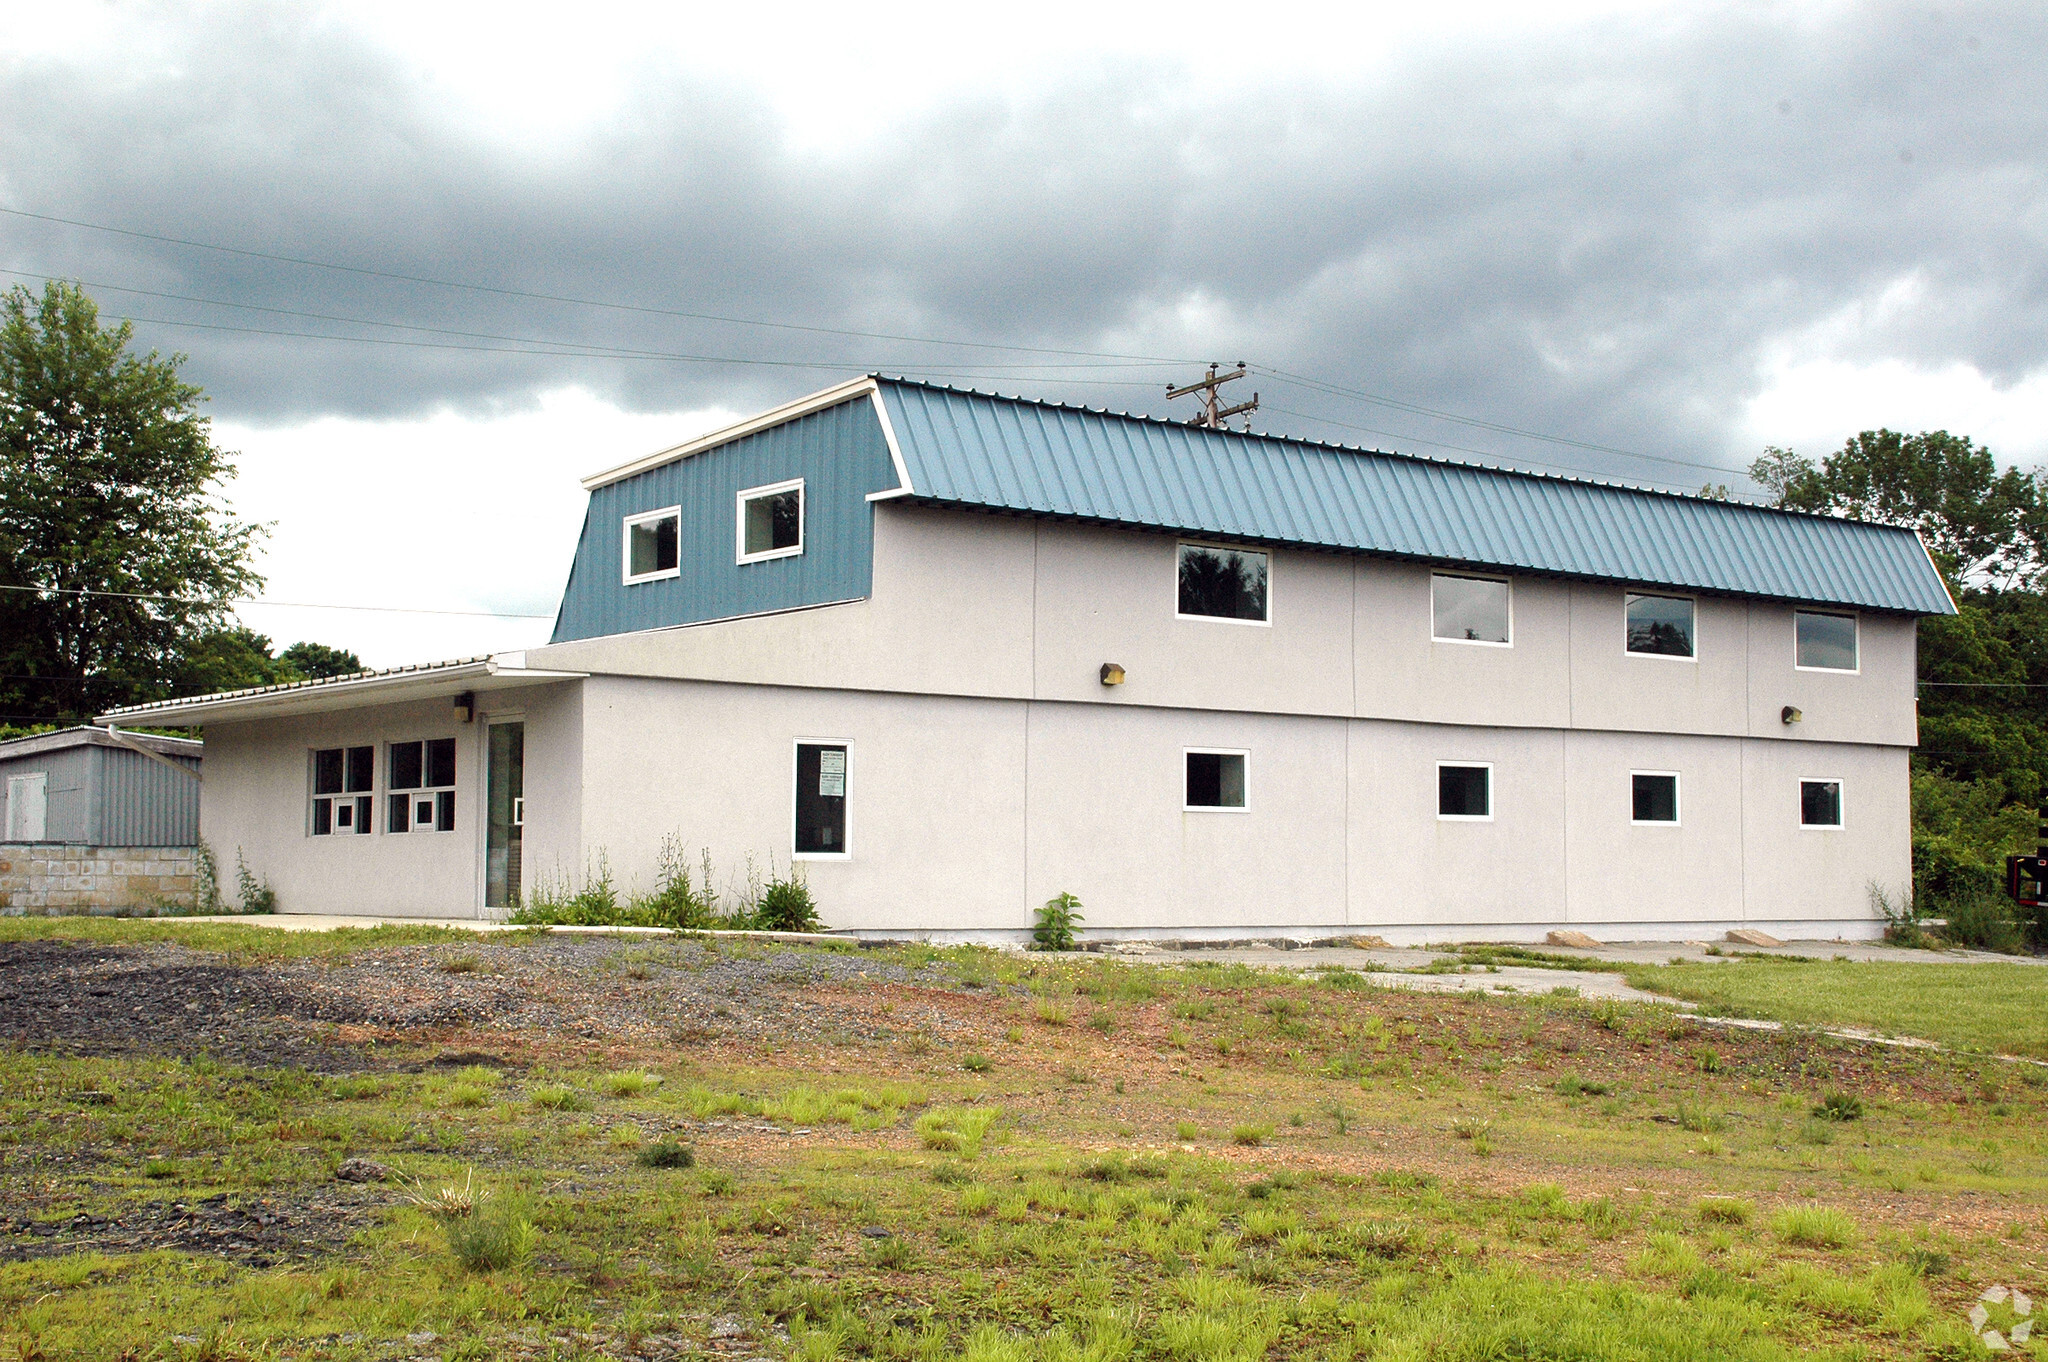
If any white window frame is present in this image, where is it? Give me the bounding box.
[621,505,683,585]
[1430,572,1514,647]
[736,478,805,564]
[792,737,853,862]
[1624,591,1699,662]
[1793,609,1860,674]
[1435,761,1495,823]
[308,745,377,839]
[1174,541,1273,628]
[386,738,458,835]
[1799,777,1845,830]
[1183,747,1251,813]
[1629,769,1682,827]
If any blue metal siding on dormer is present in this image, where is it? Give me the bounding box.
[550,397,900,643]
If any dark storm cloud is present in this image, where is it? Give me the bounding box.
[2,3,2043,488]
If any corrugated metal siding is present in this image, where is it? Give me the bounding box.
[0,748,92,843]
[93,746,201,846]
[877,381,1956,615]
[551,397,900,642]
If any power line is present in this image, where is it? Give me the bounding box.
[1253,366,1752,481]
[0,205,1197,366]
[0,583,552,619]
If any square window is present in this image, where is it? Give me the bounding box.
[312,749,375,836]
[1438,764,1492,820]
[623,507,681,583]
[1795,611,1858,671]
[738,480,804,562]
[1177,544,1269,622]
[386,737,457,831]
[1626,593,1695,658]
[1185,750,1248,810]
[1631,771,1680,824]
[1431,574,1511,644]
[795,742,849,856]
[1800,779,1843,828]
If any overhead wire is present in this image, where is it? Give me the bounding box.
[0,583,553,619]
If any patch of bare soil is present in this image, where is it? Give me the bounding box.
[0,1187,382,1267]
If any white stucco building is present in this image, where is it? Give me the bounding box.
[102,377,1955,942]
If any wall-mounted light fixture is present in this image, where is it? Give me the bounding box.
[1099,663,1126,687]
[1781,705,1803,726]
[454,691,476,723]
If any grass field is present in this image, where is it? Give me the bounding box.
[2,922,2045,1360]
[1620,955,2048,1059]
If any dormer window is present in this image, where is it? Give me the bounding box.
[623,507,681,584]
[738,479,804,563]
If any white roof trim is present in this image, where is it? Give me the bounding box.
[581,375,909,492]
[94,654,588,727]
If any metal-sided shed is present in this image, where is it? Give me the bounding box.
[0,727,202,914]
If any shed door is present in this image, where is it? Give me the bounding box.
[6,773,47,841]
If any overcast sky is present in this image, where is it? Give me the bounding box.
[4,1,2044,666]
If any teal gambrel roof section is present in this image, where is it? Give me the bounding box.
[873,379,1957,616]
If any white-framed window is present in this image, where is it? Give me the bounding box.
[1626,592,1696,659]
[737,478,805,564]
[622,506,682,584]
[1630,770,1680,825]
[311,745,375,837]
[387,738,457,833]
[1437,762,1493,821]
[1794,610,1859,672]
[1431,572,1512,645]
[1799,778,1844,829]
[1176,542,1270,624]
[1184,748,1249,811]
[794,739,851,859]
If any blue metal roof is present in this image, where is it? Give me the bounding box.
[875,378,1956,616]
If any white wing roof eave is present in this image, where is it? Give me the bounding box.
[94,656,588,727]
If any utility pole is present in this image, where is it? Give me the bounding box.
[1167,363,1259,431]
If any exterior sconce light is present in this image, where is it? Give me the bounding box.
[1099,663,1127,687]
[454,691,476,723]
[1781,705,1802,726]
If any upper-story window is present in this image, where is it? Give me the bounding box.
[1795,610,1858,672]
[1178,544,1269,624]
[623,507,681,584]
[1432,573,1511,645]
[737,479,804,564]
[1626,592,1695,659]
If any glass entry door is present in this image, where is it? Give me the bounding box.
[485,722,525,910]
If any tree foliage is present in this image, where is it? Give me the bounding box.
[1,282,364,723]
[0,281,262,721]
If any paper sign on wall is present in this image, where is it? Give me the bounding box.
[818,749,846,798]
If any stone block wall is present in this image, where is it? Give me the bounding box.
[0,845,198,914]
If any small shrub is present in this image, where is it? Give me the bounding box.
[1812,1090,1864,1122]
[1675,1104,1724,1134]
[143,1157,177,1179]
[608,1122,642,1148]
[1032,892,1085,951]
[440,956,479,974]
[233,849,277,914]
[1174,1121,1200,1142]
[962,1054,993,1073]
[1230,1123,1271,1147]
[755,871,823,933]
[1346,1221,1416,1259]
[1450,1117,1490,1141]
[637,1141,696,1169]
[1032,999,1071,1027]
[1771,1205,1858,1249]
[931,1163,974,1187]
[1555,1074,1611,1097]
[602,1071,660,1098]
[445,1083,488,1109]
[699,1169,736,1196]
[1696,1196,1752,1225]
[1695,1048,1721,1074]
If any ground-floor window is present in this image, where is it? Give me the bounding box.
[1437,763,1492,820]
[795,741,850,857]
[1800,778,1843,828]
[387,738,457,832]
[311,745,374,836]
[1185,750,1248,810]
[1631,771,1680,824]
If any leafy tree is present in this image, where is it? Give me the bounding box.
[1751,430,2048,589]
[169,627,298,697]
[278,640,364,679]
[0,281,263,721]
